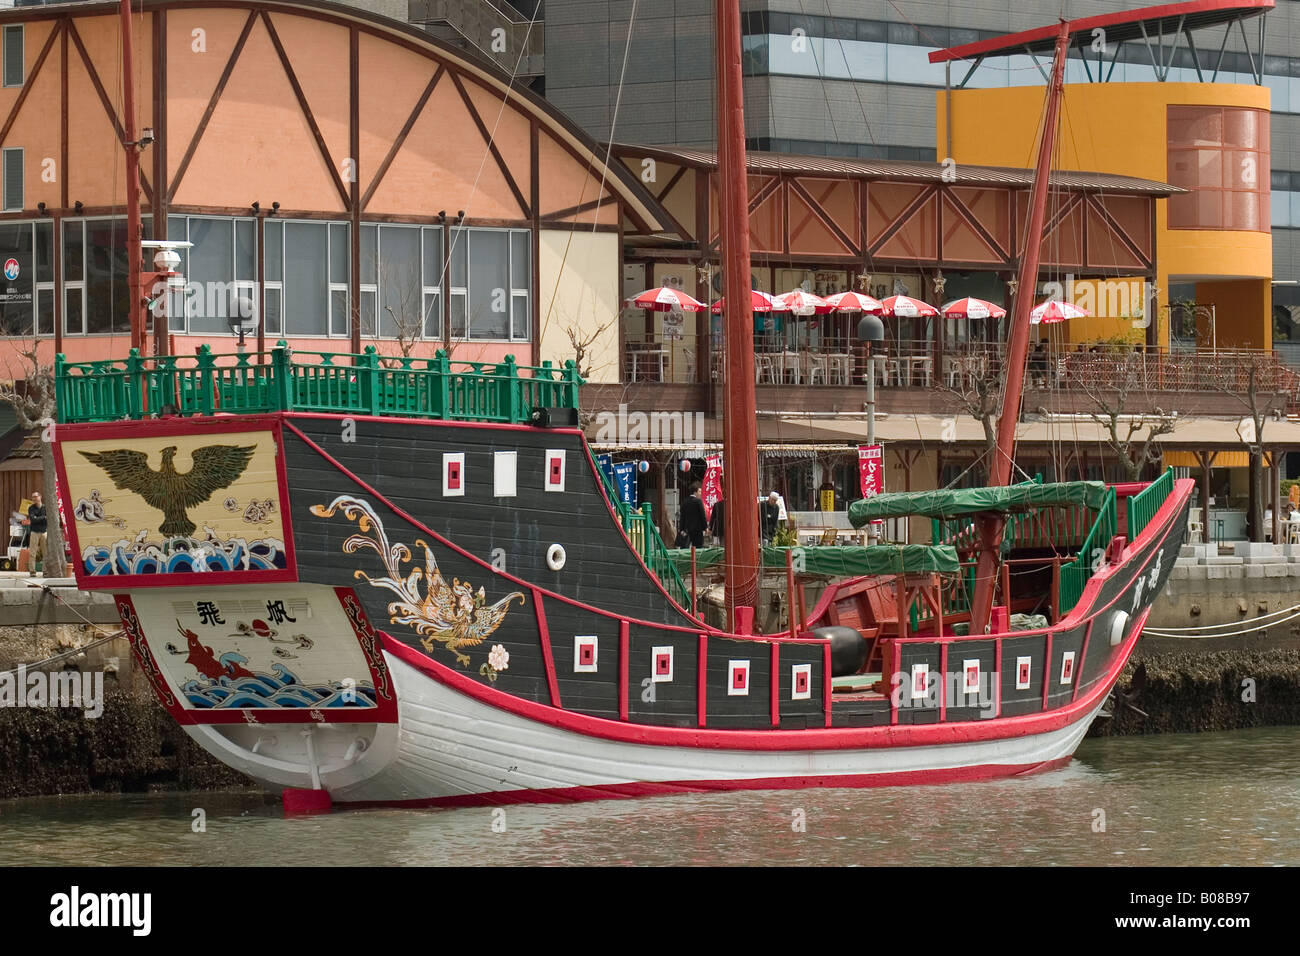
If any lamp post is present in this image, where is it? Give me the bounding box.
[857,312,885,543]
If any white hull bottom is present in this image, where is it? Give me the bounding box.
[186,653,1107,806]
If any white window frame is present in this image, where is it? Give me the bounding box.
[165,215,260,335]
[2,146,23,212]
[2,25,23,90]
[448,226,530,344]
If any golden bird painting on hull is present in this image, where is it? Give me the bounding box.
[60,432,285,551]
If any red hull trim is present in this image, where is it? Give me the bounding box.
[340,755,1077,809]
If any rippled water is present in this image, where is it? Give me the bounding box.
[2,727,1297,866]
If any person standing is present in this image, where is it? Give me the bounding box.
[708,495,726,544]
[759,491,781,543]
[23,491,47,577]
[679,482,708,549]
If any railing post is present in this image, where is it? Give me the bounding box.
[433,349,450,419]
[502,355,520,423]
[125,348,144,420]
[271,342,292,411]
[196,345,216,416]
[54,353,67,423]
[363,346,381,415]
[564,358,582,410]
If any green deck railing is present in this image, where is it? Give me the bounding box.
[931,502,1093,553]
[909,562,974,632]
[54,343,583,425]
[1058,486,1118,617]
[594,462,691,611]
[1125,467,1174,542]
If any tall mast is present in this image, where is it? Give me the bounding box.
[715,0,759,628]
[120,0,144,354]
[968,21,1070,636]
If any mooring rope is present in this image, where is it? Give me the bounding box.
[1143,602,1300,639]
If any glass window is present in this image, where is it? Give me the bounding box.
[329,288,348,338]
[468,230,509,340]
[63,220,83,282]
[235,218,255,281]
[0,221,33,335]
[264,221,282,283]
[422,226,442,285]
[263,286,283,336]
[422,291,441,338]
[187,217,235,333]
[84,219,133,335]
[2,25,23,88]
[36,287,52,336]
[284,221,327,335]
[64,288,82,336]
[377,225,419,340]
[329,223,348,285]
[34,220,51,283]
[360,224,377,285]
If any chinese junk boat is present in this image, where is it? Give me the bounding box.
[50,12,1190,809]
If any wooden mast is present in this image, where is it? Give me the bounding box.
[716,0,759,628]
[968,21,1071,636]
[120,0,145,354]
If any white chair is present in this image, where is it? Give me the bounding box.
[1187,518,1203,544]
[943,356,962,388]
[804,352,827,385]
[754,354,776,384]
[912,357,933,388]
[885,358,902,386]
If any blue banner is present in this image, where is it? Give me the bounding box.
[613,462,638,508]
[596,453,615,490]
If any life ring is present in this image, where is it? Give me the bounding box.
[1109,610,1129,647]
[546,544,566,571]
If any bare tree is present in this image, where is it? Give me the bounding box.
[934,355,1001,465]
[1076,353,1176,482]
[1217,353,1279,542]
[563,312,617,381]
[0,345,66,574]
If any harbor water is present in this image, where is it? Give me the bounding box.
[1,726,1296,866]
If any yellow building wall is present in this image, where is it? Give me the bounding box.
[538,229,621,384]
[937,82,1273,351]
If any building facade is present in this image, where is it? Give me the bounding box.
[543,0,1300,331]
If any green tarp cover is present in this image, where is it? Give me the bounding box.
[848,480,1109,527]
[665,544,960,576]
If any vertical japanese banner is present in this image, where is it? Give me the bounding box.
[701,454,724,520]
[858,444,883,526]
[613,461,637,508]
[596,453,615,490]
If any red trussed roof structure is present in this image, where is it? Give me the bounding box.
[928,0,1273,64]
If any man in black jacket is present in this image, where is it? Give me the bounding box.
[708,496,725,544]
[679,482,708,549]
[23,491,47,577]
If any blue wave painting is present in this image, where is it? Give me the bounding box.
[82,536,287,575]
[179,663,378,709]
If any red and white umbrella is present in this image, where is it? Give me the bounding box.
[880,294,939,318]
[941,297,1006,320]
[1030,300,1089,324]
[627,286,707,312]
[775,289,832,315]
[825,291,884,314]
[710,290,789,313]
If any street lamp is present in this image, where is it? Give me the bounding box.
[856,313,885,447]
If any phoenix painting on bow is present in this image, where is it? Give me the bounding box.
[311,495,524,667]
[59,431,289,576]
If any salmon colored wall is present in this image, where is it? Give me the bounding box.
[0,4,656,379]
[938,82,1273,351]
